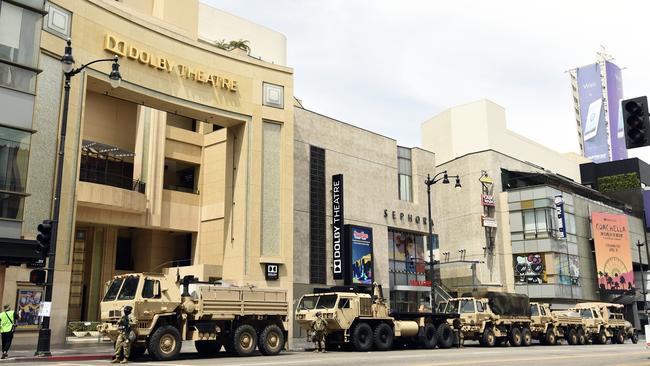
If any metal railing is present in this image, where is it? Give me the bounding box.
[79,166,145,193]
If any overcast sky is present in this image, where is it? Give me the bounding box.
[204,0,650,162]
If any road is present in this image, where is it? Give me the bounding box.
[9,341,650,366]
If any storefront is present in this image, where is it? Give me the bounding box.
[387,229,430,312]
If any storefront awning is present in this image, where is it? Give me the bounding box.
[82,140,135,158]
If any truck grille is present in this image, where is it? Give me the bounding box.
[138,321,150,329]
[109,310,120,318]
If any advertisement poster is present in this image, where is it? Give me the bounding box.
[605,61,627,161]
[514,253,546,284]
[577,63,609,163]
[346,225,373,285]
[15,288,43,328]
[394,232,425,273]
[592,212,635,292]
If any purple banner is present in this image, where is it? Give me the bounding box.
[577,63,609,163]
[606,61,627,161]
[644,190,650,229]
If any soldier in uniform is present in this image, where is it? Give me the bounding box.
[112,306,136,364]
[311,311,327,353]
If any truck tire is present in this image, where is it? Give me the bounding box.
[509,327,522,347]
[577,328,587,345]
[373,323,394,351]
[436,323,454,349]
[544,328,556,346]
[614,329,625,344]
[258,324,285,356]
[351,322,373,352]
[231,324,258,356]
[195,339,223,356]
[631,330,639,344]
[418,323,437,349]
[482,328,496,347]
[521,327,532,346]
[148,325,182,361]
[567,328,578,345]
[594,328,607,344]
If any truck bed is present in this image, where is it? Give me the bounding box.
[197,286,288,318]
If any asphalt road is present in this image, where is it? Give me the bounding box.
[9,342,650,366]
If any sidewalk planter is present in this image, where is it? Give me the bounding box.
[73,331,90,337]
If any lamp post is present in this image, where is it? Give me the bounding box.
[425,170,461,309]
[35,39,121,356]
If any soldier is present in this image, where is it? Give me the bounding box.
[112,306,136,364]
[311,311,327,353]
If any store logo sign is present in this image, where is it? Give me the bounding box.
[265,263,279,280]
[332,174,344,280]
[103,34,239,92]
[481,194,495,207]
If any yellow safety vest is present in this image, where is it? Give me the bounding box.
[0,311,15,333]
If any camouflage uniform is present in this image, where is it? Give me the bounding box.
[311,313,327,352]
[112,307,136,364]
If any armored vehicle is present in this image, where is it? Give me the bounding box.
[530,302,586,345]
[295,284,459,351]
[571,302,627,344]
[444,293,532,347]
[98,272,289,361]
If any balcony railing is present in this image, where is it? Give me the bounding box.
[79,166,145,193]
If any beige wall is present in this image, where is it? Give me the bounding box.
[83,91,137,152]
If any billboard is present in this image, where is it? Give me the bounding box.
[592,212,635,292]
[345,225,373,285]
[605,61,627,161]
[332,174,344,280]
[514,253,546,284]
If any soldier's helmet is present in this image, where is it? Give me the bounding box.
[123,305,133,314]
[316,311,322,317]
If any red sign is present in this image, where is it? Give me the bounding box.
[481,194,495,206]
[409,279,432,287]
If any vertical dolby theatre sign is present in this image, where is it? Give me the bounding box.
[332,174,344,280]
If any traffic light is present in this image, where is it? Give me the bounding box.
[29,269,46,285]
[36,219,53,257]
[622,96,650,149]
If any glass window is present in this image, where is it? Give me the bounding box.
[397,146,412,202]
[522,208,553,239]
[0,192,24,220]
[530,304,539,317]
[398,174,412,201]
[460,300,475,313]
[142,279,161,299]
[102,278,124,301]
[476,301,485,313]
[0,1,42,69]
[338,298,350,309]
[579,309,593,319]
[0,63,36,93]
[298,296,317,310]
[523,210,536,238]
[0,126,30,192]
[117,276,139,300]
[540,306,547,316]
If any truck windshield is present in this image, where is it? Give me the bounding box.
[459,300,475,313]
[530,305,539,317]
[446,300,460,313]
[437,302,448,313]
[298,295,338,310]
[117,276,140,300]
[103,278,124,301]
[579,309,593,319]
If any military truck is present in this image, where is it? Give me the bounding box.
[98,272,289,361]
[529,302,586,345]
[443,293,532,347]
[295,284,459,351]
[571,302,627,344]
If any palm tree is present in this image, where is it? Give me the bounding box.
[228,39,251,53]
[214,39,229,50]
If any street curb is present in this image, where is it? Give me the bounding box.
[3,354,112,363]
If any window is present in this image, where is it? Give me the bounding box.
[0,126,30,220]
[116,276,139,301]
[397,147,412,202]
[163,158,199,194]
[0,1,42,93]
[115,236,133,270]
[477,301,485,313]
[522,208,553,239]
[540,306,547,316]
[530,304,538,317]
[388,230,429,312]
[460,300,475,313]
[579,309,593,319]
[309,146,326,284]
[338,298,350,309]
[142,279,161,299]
[102,278,124,301]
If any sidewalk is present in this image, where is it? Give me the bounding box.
[0,338,311,363]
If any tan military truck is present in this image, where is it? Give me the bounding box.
[98,272,289,361]
[295,285,459,351]
[529,302,586,345]
[571,302,627,344]
[444,293,532,347]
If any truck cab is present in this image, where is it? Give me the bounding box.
[296,292,374,332]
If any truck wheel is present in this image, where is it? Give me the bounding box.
[631,330,639,344]
[258,324,285,356]
[521,328,532,346]
[567,328,578,345]
[148,325,182,361]
[231,324,258,356]
[195,340,223,356]
[373,323,394,351]
[577,328,586,345]
[436,323,454,349]
[509,328,522,347]
[594,329,607,344]
[351,322,373,352]
[418,323,437,349]
[545,328,556,346]
[615,329,625,344]
[482,328,496,347]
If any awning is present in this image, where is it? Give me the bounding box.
[82,140,135,158]
[0,237,42,265]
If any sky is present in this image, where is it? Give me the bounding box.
[204,0,650,162]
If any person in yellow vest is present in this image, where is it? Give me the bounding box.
[0,305,17,359]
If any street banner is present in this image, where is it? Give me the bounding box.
[592,212,635,292]
[345,225,373,285]
[605,61,627,161]
[554,195,566,238]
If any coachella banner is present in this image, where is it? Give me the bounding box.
[592,212,635,292]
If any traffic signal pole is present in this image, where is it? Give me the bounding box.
[34,69,72,357]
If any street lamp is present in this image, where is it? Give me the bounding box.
[35,39,122,357]
[424,170,461,310]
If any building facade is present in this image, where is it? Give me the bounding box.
[2,0,294,345]
[292,106,439,337]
